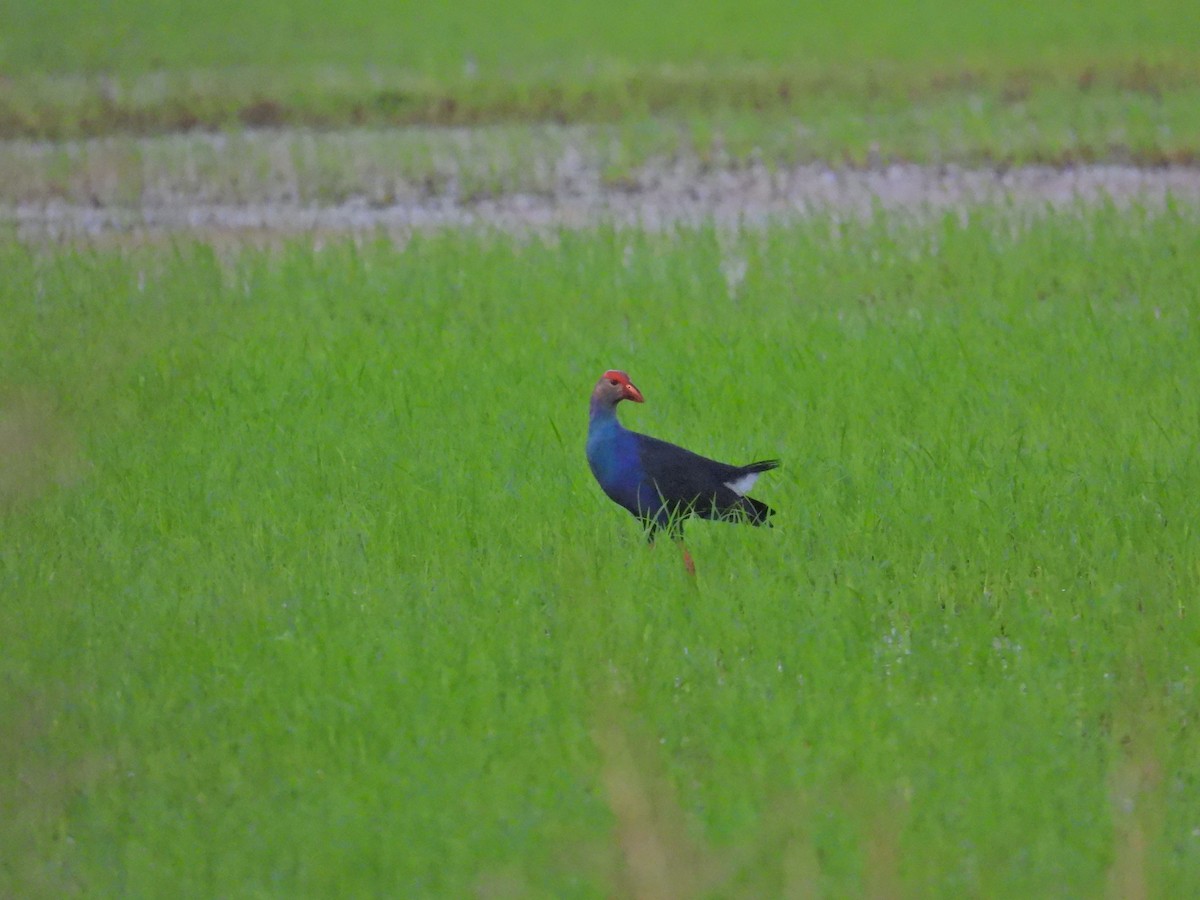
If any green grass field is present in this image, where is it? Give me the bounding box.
[4,0,1200,894]
[2,0,1200,162]
[3,211,1199,895]
[8,0,1199,76]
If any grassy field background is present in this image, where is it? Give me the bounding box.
[3,211,1199,895]
[2,0,1199,154]
[7,0,1199,75]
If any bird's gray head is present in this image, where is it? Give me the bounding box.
[591,369,644,410]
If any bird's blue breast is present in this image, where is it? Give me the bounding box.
[587,416,660,519]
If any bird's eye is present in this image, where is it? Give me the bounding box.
[609,379,619,386]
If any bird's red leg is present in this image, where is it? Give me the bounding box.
[677,541,696,576]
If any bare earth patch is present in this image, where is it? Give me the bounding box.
[2,127,1198,240]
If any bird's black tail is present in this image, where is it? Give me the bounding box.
[742,459,781,474]
[734,459,778,525]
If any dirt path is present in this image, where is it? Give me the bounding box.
[5,160,1200,241]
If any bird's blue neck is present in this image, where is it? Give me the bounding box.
[589,398,622,425]
[587,401,627,461]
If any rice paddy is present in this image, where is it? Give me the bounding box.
[4,0,1200,896]
[3,211,1199,895]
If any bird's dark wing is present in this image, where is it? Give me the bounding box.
[633,433,777,524]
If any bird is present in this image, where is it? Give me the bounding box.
[586,369,779,574]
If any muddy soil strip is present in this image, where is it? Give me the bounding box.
[5,163,1200,241]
